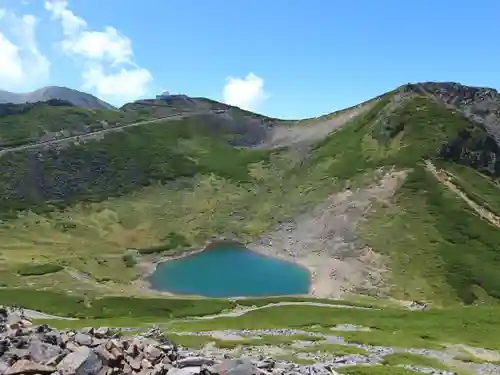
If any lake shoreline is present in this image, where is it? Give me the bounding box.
[136,238,314,297]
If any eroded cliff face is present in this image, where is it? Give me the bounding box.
[401,82,500,142]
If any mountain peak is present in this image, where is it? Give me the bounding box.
[0,86,114,110]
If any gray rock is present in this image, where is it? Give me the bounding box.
[56,346,102,375]
[96,366,111,375]
[122,362,133,374]
[6,314,22,327]
[28,338,63,363]
[65,342,81,352]
[4,359,55,374]
[4,348,30,361]
[167,367,201,375]
[151,363,170,375]
[73,333,93,346]
[145,344,163,361]
[41,332,64,347]
[127,357,142,371]
[0,360,9,374]
[93,328,110,339]
[142,358,153,369]
[209,359,256,375]
[94,344,117,363]
[177,357,215,368]
[255,359,274,369]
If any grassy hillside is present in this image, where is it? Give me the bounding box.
[2,89,500,306]
[0,116,271,218]
[0,99,144,147]
[121,96,283,122]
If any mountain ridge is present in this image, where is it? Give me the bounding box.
[1,81,500,306]
[0,86,115,110]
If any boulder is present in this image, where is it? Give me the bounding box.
[28,338,64,363]
[167,367,202,375]
[94,328,110,339]
[4,359,55,374]
[6,314,22,327]
[57,346,102,375]
[177,357,215,368]
[208,359,256,375]
[145,344,163,361]
[73,333,93,346]
[0,360,9,374]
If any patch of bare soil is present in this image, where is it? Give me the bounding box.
[249,169,408,298]
[264,100,377,149]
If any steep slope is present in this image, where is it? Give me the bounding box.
[403,82,500,143]
[121,95,378,149]
[1,82,500,306]
[0,86,114,109]
[0,100,145,147]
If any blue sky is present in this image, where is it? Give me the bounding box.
[0,0,499,119]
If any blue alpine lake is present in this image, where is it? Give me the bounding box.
[149,242,310,297]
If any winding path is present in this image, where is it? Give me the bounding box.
[1,306,76,320]
[424,160,500,228]
[0,111,211,155]
[189,301,375,321]
[6,300,373,323]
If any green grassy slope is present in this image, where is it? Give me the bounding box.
[0,99,145,147]
[168,303,500,350]
[292,94,500,304]
[439,162,500,216]
[1,89,500,306]
[361,166,500,304]
[120,96,283,122]
[0,116,271,218]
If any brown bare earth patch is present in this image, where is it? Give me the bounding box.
[250,169,408,298]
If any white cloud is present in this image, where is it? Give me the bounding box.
[44,0,86,37]
[0,9,50,91]
[82,64,152,103]
[223,73,269,111]
[45,0,152,103]
[62,27,133,65]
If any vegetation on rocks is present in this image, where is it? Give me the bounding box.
[381,353,450,370]
[339,366,424,375]
[168,304,500,351]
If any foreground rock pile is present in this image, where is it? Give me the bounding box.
[0,307,463,375]
[0,308,341,375]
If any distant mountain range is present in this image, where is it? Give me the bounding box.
[0,86,115,110]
